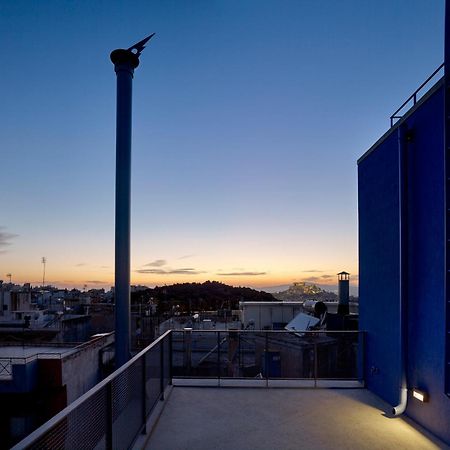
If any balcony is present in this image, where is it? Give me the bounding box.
[12,330,447,449]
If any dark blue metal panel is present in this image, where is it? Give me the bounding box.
[358,131,401,406]
[359,84,450,445]
[403,86,449,442]
[445,0,450,400]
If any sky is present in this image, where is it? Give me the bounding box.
[0,0,445,291]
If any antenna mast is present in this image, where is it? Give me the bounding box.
[41,257,47,287]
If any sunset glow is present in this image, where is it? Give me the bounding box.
[0,1,443,293]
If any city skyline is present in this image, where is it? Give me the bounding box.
[0,1,444,291]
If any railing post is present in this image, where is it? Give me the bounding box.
[160,340,165,401]
[265,331,269,387]
[238,331,241,374]
[314,342,318,388]
[217,331,221,385]
[142,354,147,433]
[106,381,113,450]
[169,331,173,384]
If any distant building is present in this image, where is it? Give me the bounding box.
[239,301,304,330]
[0,333,114,448]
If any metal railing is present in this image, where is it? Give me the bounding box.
[390,63,444,127]
[12,329,364,449]
[172,330,364,383]
[12,330,172,450]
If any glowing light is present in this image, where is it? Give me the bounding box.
[412,389,428,402]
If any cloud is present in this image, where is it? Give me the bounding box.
[100,265,110,269]
[75,263,86,267]
[31,280,59,285]
[217,271,266,276]
[302,269,324,273]
[177,254,194,260]
[144,259,167,267]
[302,274,335,283]
[136,267,205,275]
[0,227,18,253]
[86,280,107,284]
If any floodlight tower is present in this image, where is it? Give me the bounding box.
[110,34,154,368]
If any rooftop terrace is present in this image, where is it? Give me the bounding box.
[144,387,448,450]
[11,330,449,449]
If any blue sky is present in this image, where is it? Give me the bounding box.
[0,0,444,290]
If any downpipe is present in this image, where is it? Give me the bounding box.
[392,124,409,416]
[393,385,407,415]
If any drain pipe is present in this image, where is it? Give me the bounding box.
[393,124,409,416]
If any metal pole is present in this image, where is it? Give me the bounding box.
[110,35,154,368]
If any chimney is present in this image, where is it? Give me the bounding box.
[337,271,350,315]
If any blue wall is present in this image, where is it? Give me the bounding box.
[359,82,450,445]
[359,129,401,405]
[0,361,38,394]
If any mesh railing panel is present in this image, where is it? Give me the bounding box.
[111,358,143,450]
[173,331,363,381]
[267,332,314,378]
[188,331,215,377]
[145,341,161,416]
[316,333,358,379]
[26,387,108,450]
[13,332,172,450]
[236,331,261,378]
[163,335,171,387]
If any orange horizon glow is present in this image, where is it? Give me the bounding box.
[3,270,359,291]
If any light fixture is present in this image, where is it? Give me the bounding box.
[412,388,428,402]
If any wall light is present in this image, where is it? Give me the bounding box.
[412,389,428,402]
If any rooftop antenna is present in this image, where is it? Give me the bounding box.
[110,34,155,368]
[6,273,12,284]
[41,257,46,287]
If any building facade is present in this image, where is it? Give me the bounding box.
[358,75,450,444]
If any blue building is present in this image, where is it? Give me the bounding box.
[358,12,450,445]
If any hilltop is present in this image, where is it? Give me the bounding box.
[131,281,275,314]
[272,282,338,302]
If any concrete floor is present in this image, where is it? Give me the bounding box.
[144,387,449,450]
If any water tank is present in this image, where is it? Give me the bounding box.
[303,300,327,317]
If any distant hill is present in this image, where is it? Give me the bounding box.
[261,283,359,298]
[131,281,275,315]
[273,282,338,302]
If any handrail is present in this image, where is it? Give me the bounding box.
[11,329,172,450]
[171,329,360,334]
[390,62,444,127]
[11,328,363,449]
